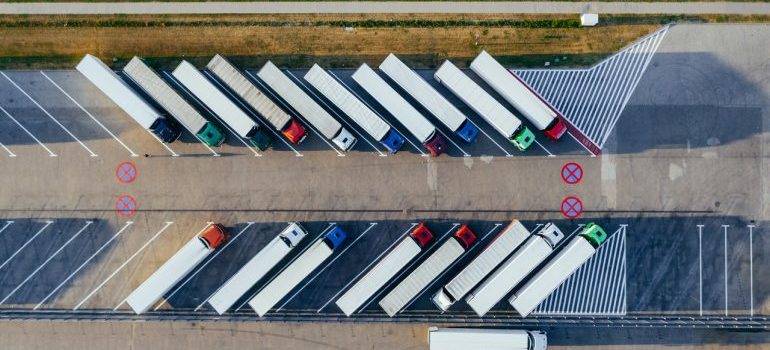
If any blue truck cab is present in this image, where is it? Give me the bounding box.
[455,120,479,143]
[380,129,406,154]
[323,225,348,250]
[151,118,181,143]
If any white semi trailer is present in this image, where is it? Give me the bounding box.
[509,223,607,318]
[205,55,308,145]
[125,224,229,314]
[248,226,347,316]
[466,223,564,317]
[207,223,308,315]
[171,60,272,150]
[256,61,357,151]
[335,223,433,316]
[379,53,479,143]
[303,64,406,154]
[379,225,476,317]
[76,54,180,143]
[470,51,567,141]
[433,60,534,152]
[123,57,225,147]
[352,63,447,157]
[428,327,547,350]
[431,220,532,311]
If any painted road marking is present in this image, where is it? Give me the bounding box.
[0,140,15,157]
[0,221,14,237]
[285,71,386,157]
[203,71,303,157]
[245,71,344,157]
[276,222,378,312]
[533,139,554,157]
[234,223,336,313]
[723,224,729,316]
[115,195,137,217]
[34,221,134,310]
[328,71,428,157]
[402,223,503,312]
[561,197,583,219]
[465,119,512,157]
[148,222,255,311]
[561,162,583,185]
[73,221,174,310]
[40,71,139,157]
[1,72,98,157]
[0,221,93,305]
[359,223,459,314]
[0,220,54,271]
[697,224,703,316]
[0,105,57,157]
[748,224,754,317]
[316,223,417,313]
[116,162,137,184]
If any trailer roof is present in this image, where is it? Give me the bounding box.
[379,54,466,131]
[124,57,207,133]
[256,61,342,139]
[76,54,162,129]
[352,64,436,144]
[434,61,522,138]
[304,64,390,141]
[171,61,257,138]
[206,55,292,130]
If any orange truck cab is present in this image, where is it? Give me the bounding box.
[199,223,230,250]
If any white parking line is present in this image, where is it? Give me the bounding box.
[0,221,93,305]
[748,224,754,317]
[0,221,14,236]
[327,71,428,157]
[697,224,703,316]
[285,70,386,157]
[73,221,174,310]
[1,72,98,157]
[245,71,344,157]
[0,220,54,271]
[359,223,459,313]
[203,71,303,157]
[40,71,139,157]
[465,119,511,157]
[533,139,554,157]
[722,224,729,316]
[160,71,249,157]
[148,222,254,311]
[34,221,134,310]
[316,223,417,313]
[0,105,57,157]
[402,223,503,311]
[0,140,15,157]
[276,222,378,312]
[234,223,335,312]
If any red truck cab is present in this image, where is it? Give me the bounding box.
[282,119,308,144]
[544,117,567,141]
[199,223,230,249]
[454,224,476,249]
[424,132,447,157]
[410,223,434,248]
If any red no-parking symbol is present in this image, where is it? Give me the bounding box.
[561,196,583,219]
[116,162,137,184]
[116,195,137,217]
[561,162,583,185]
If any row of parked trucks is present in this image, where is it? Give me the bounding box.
[75,50,566,156]
[122,220,606,318]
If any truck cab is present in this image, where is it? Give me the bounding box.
[280,222,308,247]
[151,118,182,143]
[198,122,226,147]
[198,223,230,250]
[454,225,476,249]
[535,223,564,248]
[410,223,434,247]
[543,117,567,141]
[511,125,535,151]
[246,127,273,151]
[323,225,348,250]
[281,119,308,144]
[455,120,480,143]
[424,132,447,157]
[333,128,358,151]
[580,223,607,248]
[381,129,406,154]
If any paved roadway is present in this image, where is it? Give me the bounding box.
[1,1,770,15]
